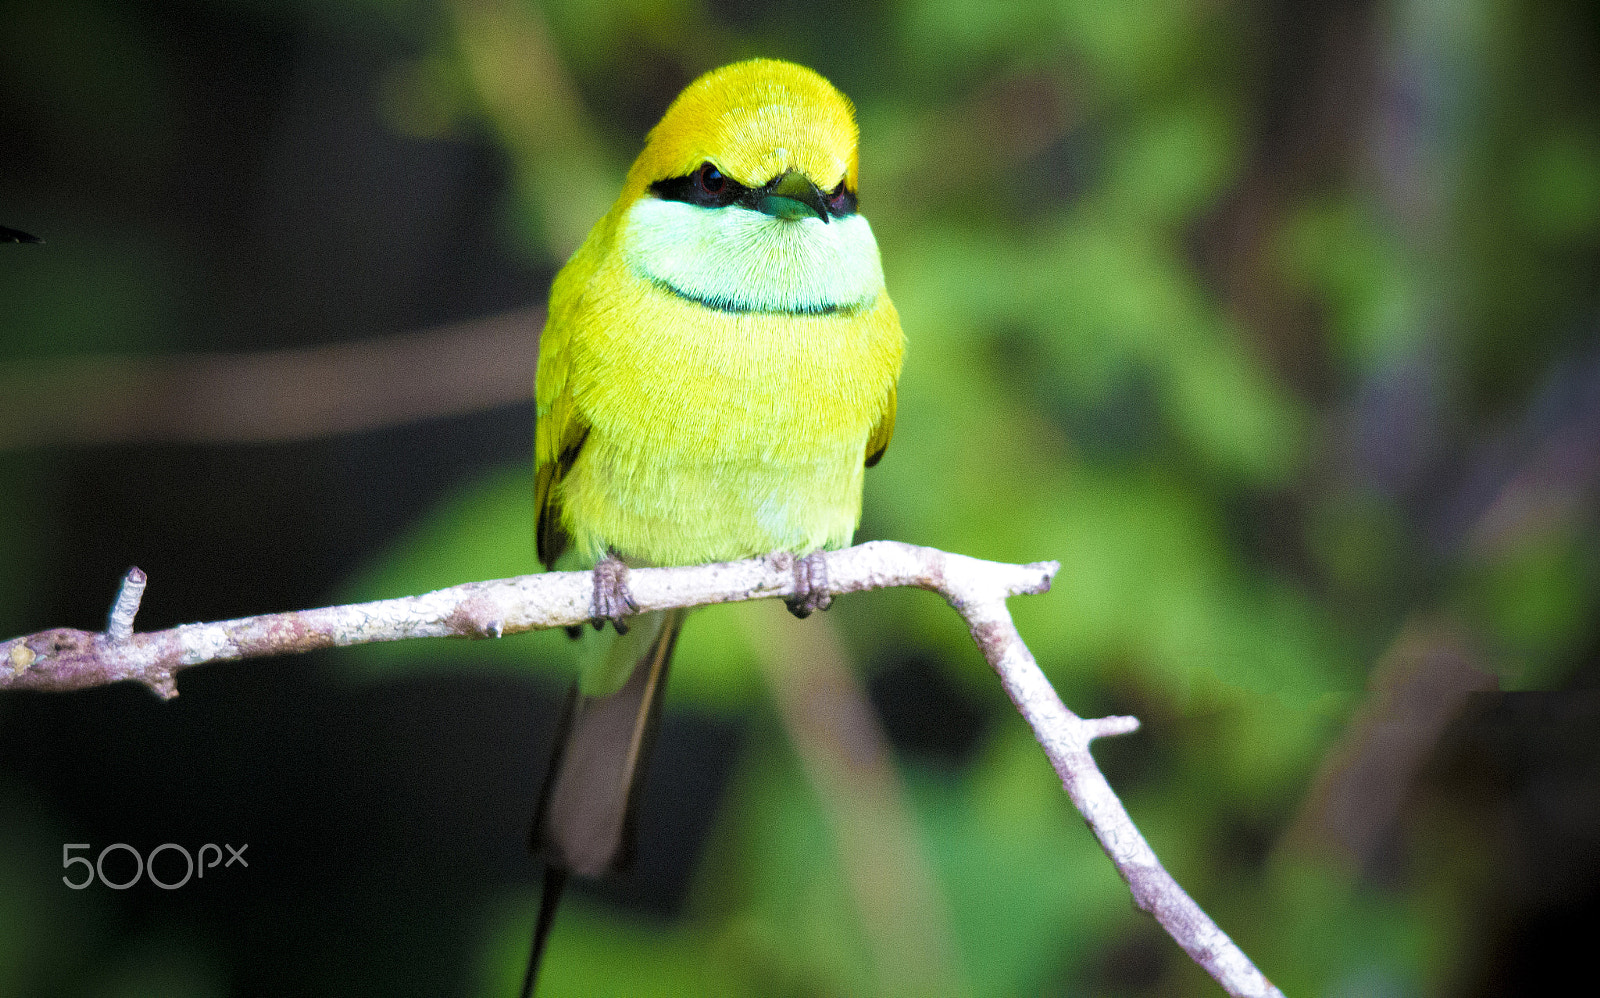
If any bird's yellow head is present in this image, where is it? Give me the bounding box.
[623,58,858,207]
[611,59,884,316]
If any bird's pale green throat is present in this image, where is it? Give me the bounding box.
[624,164,885,316]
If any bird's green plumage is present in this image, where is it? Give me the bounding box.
[534,59,903,571]
[524,58,903,997]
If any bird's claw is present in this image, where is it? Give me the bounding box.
[785,550,833,618]
[591,555,637,634]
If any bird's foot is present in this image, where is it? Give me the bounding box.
[591,554,637,634]
[785,550,833,618]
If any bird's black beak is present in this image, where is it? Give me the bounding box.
[754,170,829,223]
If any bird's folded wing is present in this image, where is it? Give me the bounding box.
[534,251,600,569]
[865,381,896,468]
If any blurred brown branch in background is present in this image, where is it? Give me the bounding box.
[750,601,966,996]
[0,306,540,450]
[0,0,607,453]
[1287,620,1497,870]
[448,0,617,257]
[1287,346,1600,870]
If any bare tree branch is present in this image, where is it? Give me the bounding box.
[0,540,1281,997]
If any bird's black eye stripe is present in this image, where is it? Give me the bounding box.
[651,162,745,208]
[651,162,861,218]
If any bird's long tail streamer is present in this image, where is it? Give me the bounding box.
[521,608,686,996]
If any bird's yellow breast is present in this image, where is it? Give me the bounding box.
[555,234,901,566]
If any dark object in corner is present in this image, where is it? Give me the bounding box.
[1,225,42,243]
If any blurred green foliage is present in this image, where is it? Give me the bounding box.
[5,0,1600,994]
[337,0,1600,993]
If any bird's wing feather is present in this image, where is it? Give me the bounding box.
[535,238,604,568]
[864,381,896,468]
[535,338,587,567]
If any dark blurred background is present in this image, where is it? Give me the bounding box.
[2,0,1598,995]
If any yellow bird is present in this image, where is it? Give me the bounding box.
[523,58,903,993]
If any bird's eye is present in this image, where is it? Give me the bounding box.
[826,183,856,216]
[649,162,743,208]
[695,163,727,196]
